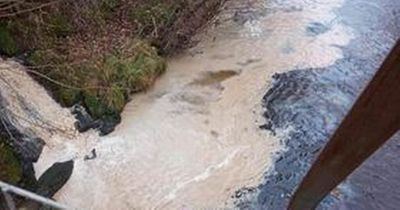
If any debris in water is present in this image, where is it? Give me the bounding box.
[84,149,97,161]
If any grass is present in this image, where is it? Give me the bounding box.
[27,41,166,120]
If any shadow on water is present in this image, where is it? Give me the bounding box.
[235,0,400,209]
[190,70,240,86]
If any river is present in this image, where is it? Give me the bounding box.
[0,0,399,209]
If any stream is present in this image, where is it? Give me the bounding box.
[0,0,399,209]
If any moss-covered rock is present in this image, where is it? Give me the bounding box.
[0,137,22,184]
[80,42,165,119]
[27,41,165,121]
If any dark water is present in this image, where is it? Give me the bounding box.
[237,0,400,209]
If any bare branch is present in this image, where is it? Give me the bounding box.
[0,0,62,18]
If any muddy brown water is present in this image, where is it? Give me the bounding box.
[35,0,352,208]
[0,0,399,209]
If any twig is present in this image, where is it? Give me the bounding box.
[0,0,62,18]
[0,1,22,12]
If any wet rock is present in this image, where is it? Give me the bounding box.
[0,94,45,194]
[71,104,119,136]
[97,117,120,136]
[18,160,74,210]
[0,118,45,163]
[20,161,39,192]
[235,190,243,198]
[259,123,272,130]
[84,149,97,161]
[72,104,97,133]
[36,160,74,198]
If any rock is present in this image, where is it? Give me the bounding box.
[71,104,119,136]
[0,93,45,194]
[98,117,120,136]
[36,160,74,198]
[84,149,97,161]
[0,119,45,163]
[11,161,73,210]
[71,104,97,133]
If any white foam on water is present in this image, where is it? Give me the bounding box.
[0,0,354,209]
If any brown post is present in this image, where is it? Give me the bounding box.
[288,40,400,210]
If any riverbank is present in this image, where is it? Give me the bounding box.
[33,0,358,208]
[2,0,400,209]
[0,0,226,204]
[0,0,226,133]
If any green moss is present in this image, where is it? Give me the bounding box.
[83,92,113,119]
[77,42,165,119]
[56,88,82,107]
[47,14,73,37]
[26,50,45,65]
[0,137,22,185]
[0,24,17,56]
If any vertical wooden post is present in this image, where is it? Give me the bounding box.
[288,40,400,210]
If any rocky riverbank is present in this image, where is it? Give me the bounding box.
[0,0,226,133]
[2,0,399,209]
[0,61,78,209]
[0,87,44,190]
[0,0,226,201]
[31,0,360,208]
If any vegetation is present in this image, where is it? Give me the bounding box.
[0,0,224,194]
[0,0,178,120]
[0,0,224,121]
[0,23,17,56]
[0,137,22,185]
[26,41,166,120]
